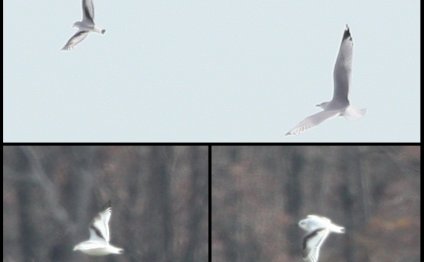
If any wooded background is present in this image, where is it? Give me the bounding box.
[212,146,420,262]
[3,146,208,262]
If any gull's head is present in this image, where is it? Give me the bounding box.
[329,222,346,234]
[316,102,329,109]
[93,26,106,34]
[335,226,346,234]
[298,218,309,230]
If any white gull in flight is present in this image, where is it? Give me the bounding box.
[73,201,123,256]
[299,214,345,262]
[286,25,366,135]
[62,0,105,50]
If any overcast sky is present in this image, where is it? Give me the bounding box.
[4,0,420,142]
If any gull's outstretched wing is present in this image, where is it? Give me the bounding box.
[89,201,112,242]
[332,25,353,107]
[82,0,95,25]
[62,31,89,50]
[302,228,330,262]
[285,110,340,136]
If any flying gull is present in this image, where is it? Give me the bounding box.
[62,0,105,50]
[286,25,366,135]
[298,214,345,262]
[73,201,123,256]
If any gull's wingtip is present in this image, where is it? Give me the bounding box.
[342,24,352,40]
[286,128,303,136]
[101,200,112,209]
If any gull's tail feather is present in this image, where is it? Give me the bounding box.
[342,106,366,120]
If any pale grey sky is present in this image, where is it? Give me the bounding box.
[4,0,420,142]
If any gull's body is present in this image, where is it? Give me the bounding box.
[62,0,105,50]
[286,25,366,135]
[73,201,123,256]
[299,215,345,262]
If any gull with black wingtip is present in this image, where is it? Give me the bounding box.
[298,214,345,262]
[286,25,366,135]
[73,201,123,256]
[62,0,105,50]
